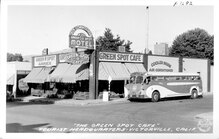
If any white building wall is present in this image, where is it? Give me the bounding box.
[7,62,31,97]
[211,66,213,93]
[182,58,209,93]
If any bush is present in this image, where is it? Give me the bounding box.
[6,91,14,102]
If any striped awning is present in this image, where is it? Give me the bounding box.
[7,74,15,85]
[23,67,54,83]
[98,62,130,80]
[124,63,146,74]
[33,67,54,83]
[23,68,42,83]
[48,63,89,83]
[48,63,71,82]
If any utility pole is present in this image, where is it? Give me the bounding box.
[146,6,149,54]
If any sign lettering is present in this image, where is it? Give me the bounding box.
[69,25,94,49]
[148,56,179,72]
[59,53,89,65]
[99,52,143,63]
[34,55,57,67]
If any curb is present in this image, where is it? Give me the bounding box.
[54,98,128,106]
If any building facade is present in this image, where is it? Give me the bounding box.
[154,43,169,55]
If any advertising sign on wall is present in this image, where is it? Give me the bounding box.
[148,55,179,72]
[99,52,144,63]
[69,25,94,49]
[59,53,89,65]
[34,55,57,67]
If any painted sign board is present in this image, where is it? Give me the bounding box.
[69,25,94,49]
[99,52,144,63]
[148,55,179,72]
[34,55,57,67]
[59,53,89,65]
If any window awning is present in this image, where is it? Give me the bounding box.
[23,67,54,83]
[124,63,146,74]
[48,63,71,82]
[48,63,89,83]
[7,74,15,85]
[33,67,54,83]
[98,62,130,80]
[23,68,42,83]
[61,63,89,83]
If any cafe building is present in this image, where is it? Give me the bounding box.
[22,25,212,99]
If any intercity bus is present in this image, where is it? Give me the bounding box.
[124,72,203,102]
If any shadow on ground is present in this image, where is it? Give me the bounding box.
[128,96,203,103]
[6,123,50,133]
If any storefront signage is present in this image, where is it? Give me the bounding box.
[149,60,173,72]
[69,25,94,49]
[99,52,143,63]
[59,53,89,65]
[148,56,179,72]
[34,55,57,67]
[18,78,29,92]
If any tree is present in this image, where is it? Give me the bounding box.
[96,28,132,52]
[148,50,152,55]
[169,28,214,65]
[7,53,23,62]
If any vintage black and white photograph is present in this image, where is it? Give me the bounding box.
[1,0,217,138]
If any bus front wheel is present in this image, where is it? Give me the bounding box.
[191,89,198,99]
[151,91,160,102]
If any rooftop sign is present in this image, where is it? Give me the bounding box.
[99,52,143,63]
[59,53,89,65]
[34,55,57,67]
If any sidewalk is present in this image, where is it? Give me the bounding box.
[18,96,128,106]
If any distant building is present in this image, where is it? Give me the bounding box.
[7,61,31,97]
[154,42,169,55]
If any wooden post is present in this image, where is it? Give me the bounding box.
[89,50,96,99]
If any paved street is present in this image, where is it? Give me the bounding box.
[6,94,213,133]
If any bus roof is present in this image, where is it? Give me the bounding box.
[131,72,200,77]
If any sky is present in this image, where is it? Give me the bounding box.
[7,5,213,56]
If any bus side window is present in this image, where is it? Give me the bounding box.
[176,76,181,80]
[194,76,200,80]
[151,76,156,81]
[144,77,150,84]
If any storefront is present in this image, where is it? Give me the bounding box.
[97,51,147,97]
[23,51,91,98]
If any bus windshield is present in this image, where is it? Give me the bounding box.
[130,76,136,84]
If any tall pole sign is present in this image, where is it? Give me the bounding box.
[69,25,96,99]
[69,25,94,50]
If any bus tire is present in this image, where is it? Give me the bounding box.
[191,89,198,99]
[151,91,160,102]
